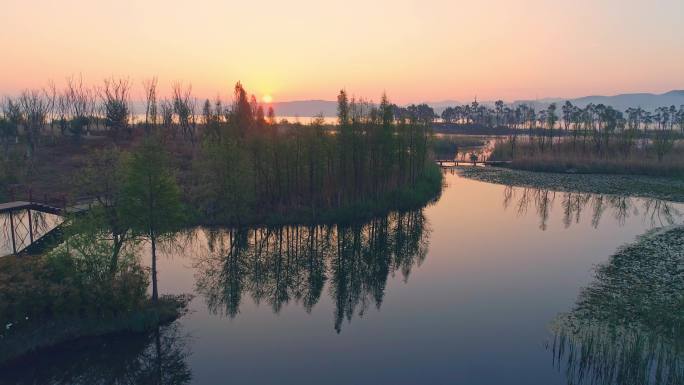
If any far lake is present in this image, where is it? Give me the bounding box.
[2,170,682,385]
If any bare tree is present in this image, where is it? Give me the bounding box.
[44,81,58,140]
[54,89,70,137]
[65,75,92,141]
[18,89,50,157]
[143,77,158,136]
[160,99,174,135]
[1,97,21,157]
[100,77,131,139]
[172,82,195,142]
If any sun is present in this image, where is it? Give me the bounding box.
[262,95,273,103]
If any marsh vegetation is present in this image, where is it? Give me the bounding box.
[0,79,443,363]
[551,226,684,385]
[2,77,683,384]
[482,102,684,176]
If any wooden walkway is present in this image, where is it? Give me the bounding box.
[1,199,92,256]
[0,201,90,216]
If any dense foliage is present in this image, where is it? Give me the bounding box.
[0,80,441,361]
[0,237,148,338]
[193,85,436,224]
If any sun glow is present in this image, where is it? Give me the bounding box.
[262,95,273,103]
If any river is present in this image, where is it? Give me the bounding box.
[2,170,682,385]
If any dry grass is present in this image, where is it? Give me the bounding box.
[490,139,684,177]
[1,128,197,203]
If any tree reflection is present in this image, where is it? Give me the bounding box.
[194,210,429,332]
[1,210,60,255]
[550,227,684,385]
[502,186,681,230]
[0,324,192,385]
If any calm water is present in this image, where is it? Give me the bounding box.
[2,171,683,384]
[0,211,62,256]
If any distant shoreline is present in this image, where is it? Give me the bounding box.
[457,166,684,203]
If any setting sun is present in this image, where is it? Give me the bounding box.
[1,0,683,382]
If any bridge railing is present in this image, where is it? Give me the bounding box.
[5,186,100,214]
[7,186,70,211]
[1,187,97,257]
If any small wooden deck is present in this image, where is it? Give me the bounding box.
[1,199,92,256]
[0,201,90,216]
[0,201,61,215]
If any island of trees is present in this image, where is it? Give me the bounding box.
[0,78,442,364]
[0,78,440,219]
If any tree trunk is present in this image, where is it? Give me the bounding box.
[109,235,124,277]
[151,232,158,302]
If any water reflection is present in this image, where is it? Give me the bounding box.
[502,186,681,230]
[550,227,684,385]
[193,210,429,332]
[0,324,192,385]
[0,210,61,255]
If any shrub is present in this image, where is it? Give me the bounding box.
[0,236,149,338]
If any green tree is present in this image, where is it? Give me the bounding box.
[76,147,133,276]
[122,138,184,302]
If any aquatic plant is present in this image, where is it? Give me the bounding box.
[551,226,684,385]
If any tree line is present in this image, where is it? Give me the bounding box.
[449,99,684,167]
[440,99,684,133]
[19,79,439,318]
[0,76,201,157]
[1,78,440,215]
[193,84,438,224]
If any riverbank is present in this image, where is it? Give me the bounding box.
[0,295,190,365]
[197,163,443,227]
[0,164,441,365]
[0,252,191,365]
[488,140,684,177]
[551,225,684,384]
[457,166,684,203]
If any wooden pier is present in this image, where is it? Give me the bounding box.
[1,198,92,256]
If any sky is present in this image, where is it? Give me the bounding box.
[1,0,683,104]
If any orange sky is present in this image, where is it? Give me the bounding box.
[1,0,683,103]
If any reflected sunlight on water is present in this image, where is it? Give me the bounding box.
[3,171,683,385]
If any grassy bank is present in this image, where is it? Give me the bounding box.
[458,166,684,203]
[0,295,189,365]
[489,139,684,177]
[0,252,190,365]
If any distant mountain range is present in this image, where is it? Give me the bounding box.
[126,90,684,118]
[270,90,684,117]
[513,90,684,112]
[271,100,339,117]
